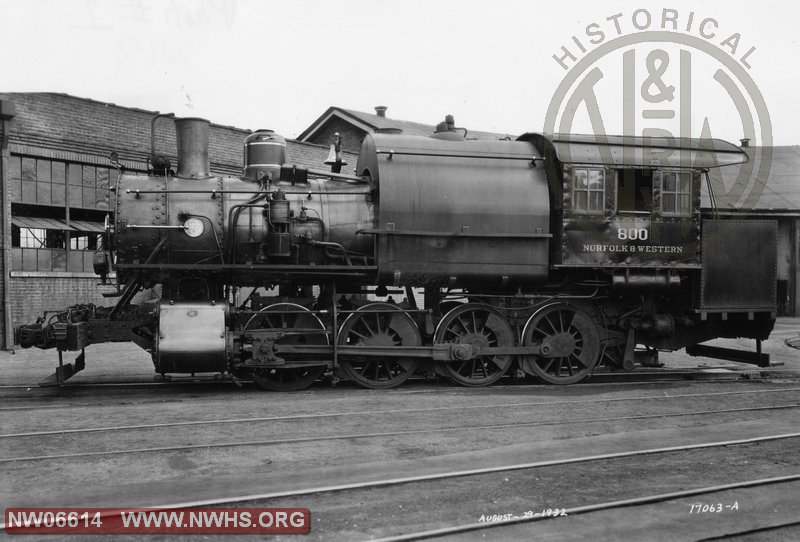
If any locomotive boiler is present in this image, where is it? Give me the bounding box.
[16,114,778,390]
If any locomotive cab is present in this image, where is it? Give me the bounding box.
[522,132,776,359]
[521,133,748,271]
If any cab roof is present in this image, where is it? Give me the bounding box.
[519,133,749,169]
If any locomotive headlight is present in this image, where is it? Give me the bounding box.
[183,217,205,238]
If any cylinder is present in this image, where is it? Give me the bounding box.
[175,117,210,179]
[155,301,228,373]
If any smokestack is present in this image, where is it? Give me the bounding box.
[175,117,210,179]
[375,106,387,117]
[740,138,750,148]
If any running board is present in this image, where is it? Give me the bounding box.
[686,342,773,367]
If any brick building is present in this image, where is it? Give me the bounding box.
[298,106,510,153]
[0,93,354,348]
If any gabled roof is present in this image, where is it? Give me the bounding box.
[297,106,510,141]
[705,146,800,212]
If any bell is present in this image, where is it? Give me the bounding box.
[323,132,347,174]
[324,144,338,166]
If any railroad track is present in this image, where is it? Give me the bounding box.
[369,474,800,541]
[4,402,800,463]
[0,380,238,391]
[2,370,798,412]
[5,385,800,435]
[5,381,799,539]
[698,520,800,541]
[1,362,794,396]
[4,432,798,533]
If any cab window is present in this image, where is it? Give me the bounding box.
[572,168,605,214]
[657,171,692,216]
[616,169,653,214]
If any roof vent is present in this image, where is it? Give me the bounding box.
[740,138,750,148]
[375,106,387,117]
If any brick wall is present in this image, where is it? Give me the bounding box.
[0,92,248,174]
[306,119,368,154]
[0,93,351,173]
[1,112,7,347]
[8,273,113,330]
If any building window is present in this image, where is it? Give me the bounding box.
[10,203,106,273]
[8,156,112,209]
[69,233,101,251]
[17,227,46,248]
[572,168,606,214]
[658,171,692,216]
[12,225,66,249]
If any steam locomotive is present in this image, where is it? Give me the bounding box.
[16,114,777,390]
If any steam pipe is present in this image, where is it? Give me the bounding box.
[150,113,175,158]
[226,203,269,264]
[305,240,353,266]
[149,113,175,173]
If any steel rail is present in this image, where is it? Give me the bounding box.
[3,404,799,463]
[369,474,800,542]
[0,381,230,390]
[4,386,800,436]
[696,520,800,541]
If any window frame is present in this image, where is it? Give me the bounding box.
[15,226,47,249]
[657,169,693,217]
[571,167,607,215]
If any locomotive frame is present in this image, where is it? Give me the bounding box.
[15,115,777,390]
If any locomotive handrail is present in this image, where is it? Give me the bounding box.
[113,263,377,275]
[357,228,552,238]
[124,224,188,230]
[236,308,430,315]
[124,189,368,196]
[305,168,369,183]
[376,149,545,163]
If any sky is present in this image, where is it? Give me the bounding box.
[1,0,798,145]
